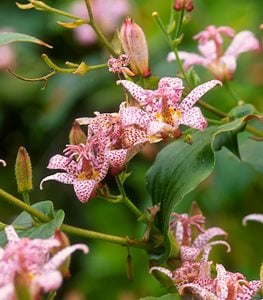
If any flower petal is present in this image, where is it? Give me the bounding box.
[157,77,184,104]
[73,179,97,203]
[193,227,227,249]
[40,172,75,190]
[0,159,6,167]
[167,51,209,70]
[198,40,217,60]
[242,213,263,225]
[34,270,62,293]
[180,80,222,112]
[179,107,207,130]
[224,30,261,58]
[120,105,153,128]
[43,244,88,272]
[117,80,153,105]
[47,154,77,175]
[5,225,20,243]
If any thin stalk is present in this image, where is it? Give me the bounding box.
[174,8,185,39]
[223,80,242,103]
[198,100,229,118]
[30,0,83,20]
[61,224,150,250]
[84,0,117,56]
[115,175,146,222]
[0,188,150,250]
[0,188,49,222]
[22,192,30,205]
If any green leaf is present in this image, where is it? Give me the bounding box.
[239,131,263,173]
[0,201,65,246]
[0,32,52,48]
[140,294,180,300]
[146,119,244,261]
[229,104,255,118]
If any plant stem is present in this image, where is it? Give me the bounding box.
[223,80,242,103]
[246,124,263,138]
[61,224,149,250]
[0,188,150,250]
[198,100,229,118]
[115,175,147,222]
[84,0,117,56]
[0,188,50,222]
[30,0,83,20]
[174,8,184,39]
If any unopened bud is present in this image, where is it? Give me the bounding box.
[120,18,151,78]
[173,0,193,12]
[15,147,33,193]
[69,121,87,145]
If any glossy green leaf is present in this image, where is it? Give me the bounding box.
[146,119,244,260]
[0,201,65,246]
[0,32,52,48]
[140,294,180,300]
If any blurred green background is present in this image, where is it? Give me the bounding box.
[0,0,262,299]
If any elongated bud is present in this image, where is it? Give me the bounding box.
[120,18,151,78]
[15,147,33,193]
[69,121,87,145]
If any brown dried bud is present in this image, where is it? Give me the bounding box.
[69,121,87,145]
[15,147,33,193]
[120,18,151,78]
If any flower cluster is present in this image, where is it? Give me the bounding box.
[151,210,262,299]
[41,77,220,202]
[168,25,261,80]
[0,226,88,300]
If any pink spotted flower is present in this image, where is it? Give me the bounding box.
[167,25,261,80]
[150,211,261,299]
[0,226,88,300]
[118,77,221,139]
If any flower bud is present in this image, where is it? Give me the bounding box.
[120,18,151,78]
[69,121,87,145]
[173,0,193,12]
[15,147,33,193]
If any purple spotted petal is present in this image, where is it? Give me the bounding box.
[225,30,261,58]
[43,244,88,272]
[179,283,217,299]
[73,179,97,203]
[193,227,227,249]
[120,105,153,128]
[149,266,173,279]
[180,80,222,112]
[157,77,184,104]
[47,154,77,175]
[179,107,207,131]
[147,121,173,138]
[117,80,153,105]
[180,245,201,262]
[105,149,128,170]
[242,213,263,225]
[40,173,75,190]
[5,226,20,243]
